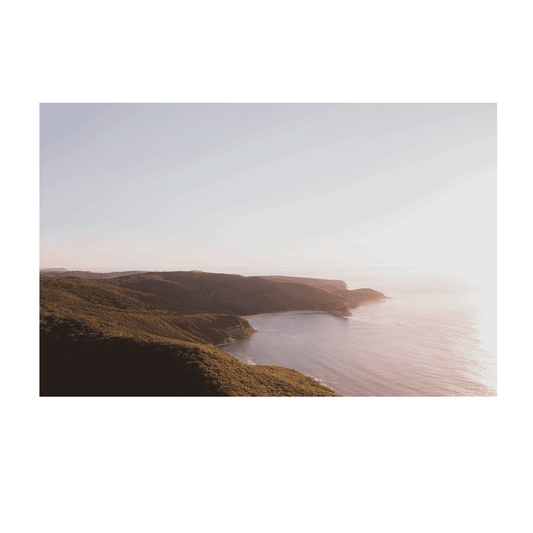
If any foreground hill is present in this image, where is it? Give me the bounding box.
[40,271,386,396]
[41,320,335,396]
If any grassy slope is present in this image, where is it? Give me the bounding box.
[40,278,255,345]
[40,277,339,396]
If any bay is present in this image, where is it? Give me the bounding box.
[219,268,496,396]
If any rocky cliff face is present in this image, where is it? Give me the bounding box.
[226,324,255,340]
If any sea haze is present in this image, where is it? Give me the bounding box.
[219,269,496,396]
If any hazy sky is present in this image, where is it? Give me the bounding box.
[40,103,495,283]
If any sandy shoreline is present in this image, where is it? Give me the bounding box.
[214,310,341,348]
[240,310,330,319]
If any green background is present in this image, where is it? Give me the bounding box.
[0,1,531,533]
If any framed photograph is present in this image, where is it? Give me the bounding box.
[19,84,516,416]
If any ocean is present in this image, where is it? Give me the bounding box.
[219,268,496,396]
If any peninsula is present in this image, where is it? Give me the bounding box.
[40,270,386,396]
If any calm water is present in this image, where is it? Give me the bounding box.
[219,270,496,396]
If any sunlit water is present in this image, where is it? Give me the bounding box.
[219,269,496,396]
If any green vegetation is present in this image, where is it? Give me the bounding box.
[40,278,254,345]
[40,271,385,396]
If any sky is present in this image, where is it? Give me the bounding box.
[40,103,496,285]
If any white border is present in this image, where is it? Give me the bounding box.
[18,84,516,416]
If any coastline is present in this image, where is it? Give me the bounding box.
[41,270,382,396]
[218,311,341,394]
[240,310,332,319]
[214,311,330,348]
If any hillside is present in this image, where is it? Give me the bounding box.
[260,275,348,292]
[40,269,148,280]
[40,271,386,396]
[109,271,385,317]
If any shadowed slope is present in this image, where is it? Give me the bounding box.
[112,271,365,316]
[40,319,337,396]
